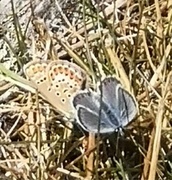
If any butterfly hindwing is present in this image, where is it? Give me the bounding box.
[77,106,115,133]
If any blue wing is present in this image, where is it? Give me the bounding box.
[99,77,137,127]
[73,91,119,133]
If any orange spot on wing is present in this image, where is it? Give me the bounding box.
[52,67,59,75]
[69,70,75,79]
[74,76,83,85]
[58,66,64,74]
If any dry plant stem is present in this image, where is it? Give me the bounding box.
[148,98,164,180]
[60,122,73,165]
[141,126,155,180]
[141,73,171,180]
[86,133,95,179]
[144,39,171,88]
[64,121,73,140]
[35,92,42,179]
[141,21,156,72]
[90,52,106,79]
[56,167,84,180]
[154,0,163,56]
[105,44,130,91]
[83,0,95,82]
[41,108,50,160]
[32,18,58,61]
[0,79,13,93]
[167,0,172,33]
[58,137,85,165]
[54,29,109,60]
[136,67,162,99]
[10,0,26,57]
[66,141,101,169]
[55,0,84,42]
[56,39,92,75]
[6,112,22,136]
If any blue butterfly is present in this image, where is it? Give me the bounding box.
[72,77,137,133]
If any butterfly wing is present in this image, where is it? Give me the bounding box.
[73,91,119,133]
[24,60,54,102]
[24,60,87,118]
[46,60,87,116]
[100,77,137,127]
[24,60,49,84]
[117,87,137,126]
[24,60,64,112]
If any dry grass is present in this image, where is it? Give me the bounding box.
[0,0,172,179]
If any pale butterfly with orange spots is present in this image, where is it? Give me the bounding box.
[24,60,88,118]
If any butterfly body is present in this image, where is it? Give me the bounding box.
[73,77,137,134]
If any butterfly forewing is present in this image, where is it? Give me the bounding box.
[100,77,137,127]
[117,87,137,126]
[99,77,121,112]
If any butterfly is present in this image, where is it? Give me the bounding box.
[24,60,88,118]
[72,77,137,133]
